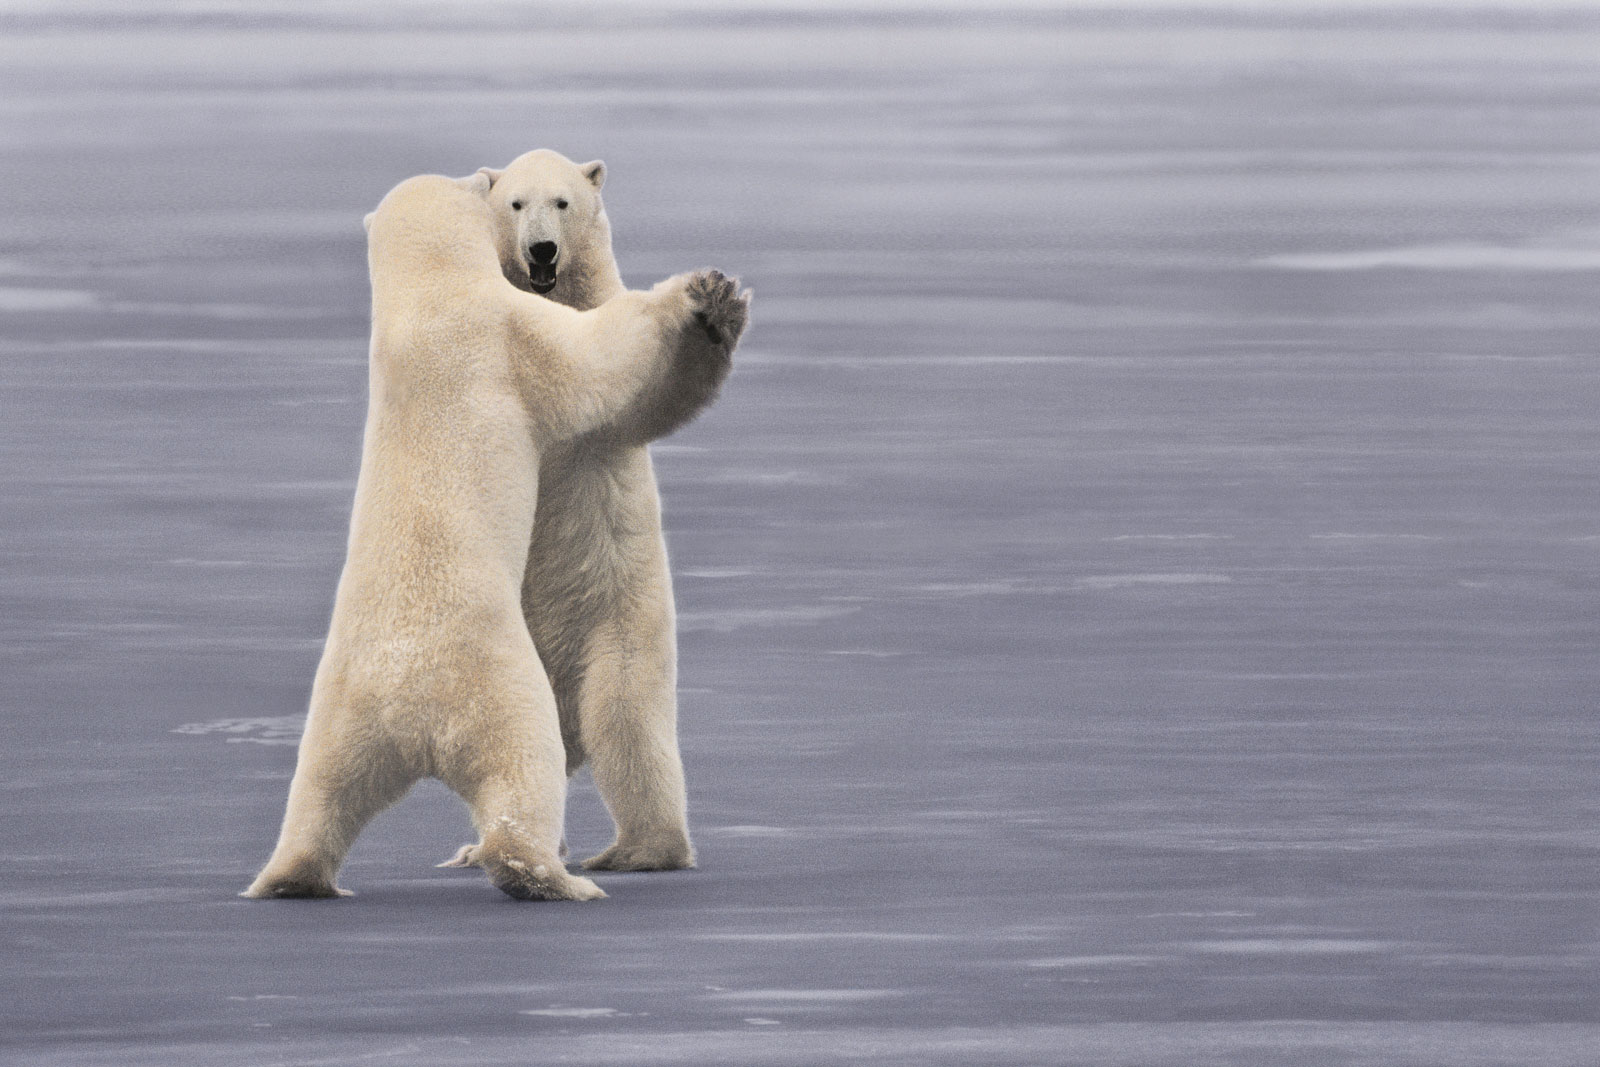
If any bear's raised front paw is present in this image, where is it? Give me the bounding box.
[685,269,750,351]
[582,838,696,872]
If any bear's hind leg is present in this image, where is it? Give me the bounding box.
[468,791,604,901]
[577,609,696,873]
[438,663,604,902]
[244,736,412,899]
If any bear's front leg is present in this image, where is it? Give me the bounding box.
[621,269,748,444]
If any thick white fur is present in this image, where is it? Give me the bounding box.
[244,172,736,901]
[456,150,714,872]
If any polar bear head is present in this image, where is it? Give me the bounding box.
[477,149,608,297]
[363,171,499,288]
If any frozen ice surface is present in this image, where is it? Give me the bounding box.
[2,3,1598,1065]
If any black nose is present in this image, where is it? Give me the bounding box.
[528,242,558,265]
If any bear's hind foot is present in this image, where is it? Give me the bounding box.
[436,843,481,869]
[241,873,351,900]
[437,836,569,869]
[481,854,605,902]
[582,837,696,873]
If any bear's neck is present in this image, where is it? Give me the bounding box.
[552,223,626,312]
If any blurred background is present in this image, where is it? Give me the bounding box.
[2,1,1598,1064]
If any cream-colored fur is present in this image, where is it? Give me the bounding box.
[439,150,731,874]
[244,171,744,901]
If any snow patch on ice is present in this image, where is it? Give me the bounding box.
[1106,533,1232,542]
[700,932,951,943]
[1027,954,1166,968]
[1258,241,1600,272]
[915,580,1022,596]
[1186,938,1397,955]
[677,605,858,633]
[1311,532,1442,542]
[171,715,305,745]
[706,989,902,1002]
[227,994,300,1001]
[825,648,911,658]
[1079,573,1231,589]
[708,468,830,486]
[0,287,99,311]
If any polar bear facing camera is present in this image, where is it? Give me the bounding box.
[244,171,747,901]
[437,149,730,874]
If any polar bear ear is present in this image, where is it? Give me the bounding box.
[362,212,375,234]
[476,166,504,191]
[581,160,606,190]
[456,170,493,198]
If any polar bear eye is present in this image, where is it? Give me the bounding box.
[510,200,523,211]
[555,199,568,210]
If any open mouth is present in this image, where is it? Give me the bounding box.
[526,261,557,294]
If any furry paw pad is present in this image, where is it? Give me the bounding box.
[685,269,750,350]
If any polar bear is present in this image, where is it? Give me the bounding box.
[436,149,731,874]
[244,171,747,901]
